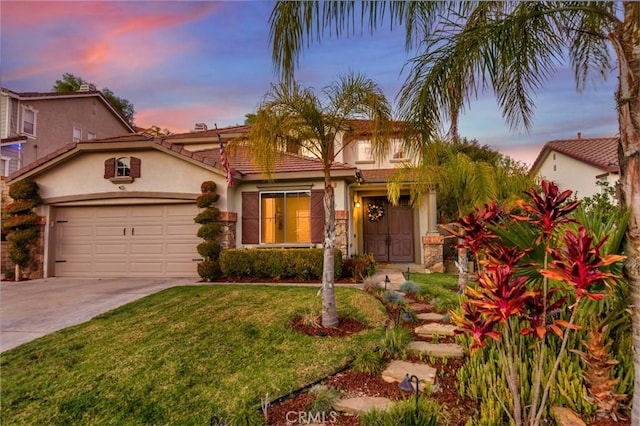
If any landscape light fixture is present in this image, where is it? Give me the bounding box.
[384,275,390,291]
[405,267,410,281]
[398,373,420,417]
[396,306,414,326]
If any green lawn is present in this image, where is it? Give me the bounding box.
[410,272,460,312]
[0,285,387,425]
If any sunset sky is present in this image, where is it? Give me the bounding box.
[1,1,620,165]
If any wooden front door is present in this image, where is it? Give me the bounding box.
[363,197,414,263]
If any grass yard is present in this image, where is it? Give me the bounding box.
[0,285,387,425]
[410,272,460,312]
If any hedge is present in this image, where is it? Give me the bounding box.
[220,248,343,280]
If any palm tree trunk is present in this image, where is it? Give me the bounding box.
[457,239,468,292]
[615,5,640,423]
[321,178,339,327]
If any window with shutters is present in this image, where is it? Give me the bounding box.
[104,156,141,183]
[260,191,310,243]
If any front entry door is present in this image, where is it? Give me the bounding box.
[363,197,414,263]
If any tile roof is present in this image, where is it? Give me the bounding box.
[8,129,356,182]
[360,169,398,182]
[531,136,619,173]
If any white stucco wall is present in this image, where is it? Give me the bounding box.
[33,150,228,208]
[536,150,617,199]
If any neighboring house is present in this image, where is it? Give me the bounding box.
[530,134,619,199]
[0,87,135,176]
[5,123,441,279]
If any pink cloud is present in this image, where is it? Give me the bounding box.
[2,2,221,87]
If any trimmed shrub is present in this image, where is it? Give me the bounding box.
[194,181,224,281]
[2,179,42,274]
[194,208,221,224]
[307,385,340,415]
[8,179,41,201]
[220,248,343,281]
[197,241,222,259]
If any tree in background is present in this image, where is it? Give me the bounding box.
[270,3,640,417]
[52,73,135,126]
[247,72,392,327]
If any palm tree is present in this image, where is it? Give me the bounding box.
[389,143,532,290]
[269,2,640,418]
[248,73,392,327]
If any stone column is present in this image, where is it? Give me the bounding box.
[335,210,349,257]
[422,234,444,273]
[428,189,438,233]
[219,211,237,249]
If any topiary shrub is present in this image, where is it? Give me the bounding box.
[2,179,42,279]
[194,181,225,281]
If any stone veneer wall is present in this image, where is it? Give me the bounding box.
[335,210,348,257]
[1,177,10,275]
[218,211,237,249]
[422,233,444,273]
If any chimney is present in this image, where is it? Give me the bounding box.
[577,132,581,140]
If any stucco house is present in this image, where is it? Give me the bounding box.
[530,133,619,199]
[1,87,135,177]
[5,123,441,279]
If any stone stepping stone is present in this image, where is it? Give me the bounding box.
[417,312,445,322]
[407,341,464,359]
[551,407,586,426]
[381,360,437,391]
[415,323,457,337]
[333,396,394,415]
[407,303,431,312]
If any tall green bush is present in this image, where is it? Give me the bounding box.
[194,181,223,281]
[2,179,42,279]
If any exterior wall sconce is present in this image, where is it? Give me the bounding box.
[399,374,420,416]
[354,200,361,208]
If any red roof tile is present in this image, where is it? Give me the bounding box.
[531,136,619,173]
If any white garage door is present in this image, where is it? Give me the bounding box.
[54,204,202,277]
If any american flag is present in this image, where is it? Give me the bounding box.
[215,123,234,186]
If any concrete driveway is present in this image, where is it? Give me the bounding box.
[0,277,200,353]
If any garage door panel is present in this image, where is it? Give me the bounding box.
[130,243,163,254]
[54,204,202,278]
[95,244,129,255]
[131,225,164,236]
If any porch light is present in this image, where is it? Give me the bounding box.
[398,374,420,416]
[354,200,361,208]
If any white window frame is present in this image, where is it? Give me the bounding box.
[0,156,10,176]
[21,106,37,137]
[73,126,82,142]
[116,157,131,177]
[259,190,311,244]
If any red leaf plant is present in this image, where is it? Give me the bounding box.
[541,226,625,301]
[449,180,625,426]
[514,180,580,242]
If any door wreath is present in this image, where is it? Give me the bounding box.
[367,202,384,222]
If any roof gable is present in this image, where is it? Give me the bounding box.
[530,136,619,174]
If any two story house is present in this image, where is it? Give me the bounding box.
[6,122,442,279]
[530,133,619,199]
[1,87,135,176]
